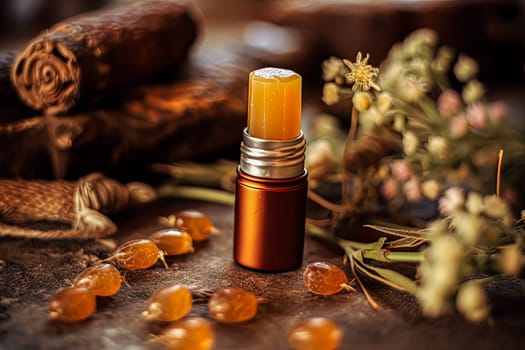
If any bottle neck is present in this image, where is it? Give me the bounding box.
[239,128,306,179]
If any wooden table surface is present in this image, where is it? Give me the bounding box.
[1,197,525,350]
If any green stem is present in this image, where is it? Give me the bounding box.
[157,185,235,206]
[362,249,424,263]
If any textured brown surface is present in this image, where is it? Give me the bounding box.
[1,198,525,350]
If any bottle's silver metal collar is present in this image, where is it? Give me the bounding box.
[239,128,306,179]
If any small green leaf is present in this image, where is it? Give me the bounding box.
[364,223,427,239]
[359,261,418,294]
[386,237,425,249]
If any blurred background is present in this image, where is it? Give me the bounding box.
[1,0,524,82]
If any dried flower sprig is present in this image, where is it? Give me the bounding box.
[309,28,525,321]
[318,28,525,222]
[343,52,380,92]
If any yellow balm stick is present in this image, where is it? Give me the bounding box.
[247,67,302,140]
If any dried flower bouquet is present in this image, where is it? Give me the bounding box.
[307,28,525,321]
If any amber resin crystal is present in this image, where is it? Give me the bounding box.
[149,228,194,256]
[48,286,96,322]
[208,287,258,323]
[113,239,167,270]
[143,284,193,322]
[73,263,122,297]
[303,261,349,296]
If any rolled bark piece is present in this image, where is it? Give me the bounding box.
[1,46,255,180]
[11,0,198,115]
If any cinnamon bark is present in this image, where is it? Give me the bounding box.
[10,0,198,115]
[0,47,255,180]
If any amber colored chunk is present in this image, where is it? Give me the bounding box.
[303,262,349,295]
[73,263,122,296]
[48,286,96,322]
[154,317,214,350]
[208,287,258,323]
[114,239,162,270]
[143,284,192,322]
[149,228,194,255]
[173,210,214,242]
[288,317,343,350]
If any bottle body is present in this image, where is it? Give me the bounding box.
[234,167,307,272]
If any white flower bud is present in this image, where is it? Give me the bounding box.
[439,187,465,216]
[398,74,428,103]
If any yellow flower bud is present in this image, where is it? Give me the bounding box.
[429,235,464,263]
[433,46,455,73]
[322,83,340,106]
[376,92,392,113]
[393,114,406,132]
[427,136,449,159]
[417,285,453,318]
[421,179,440,200]
[456,282,490,322]
[451,212,484,245]
[322,56,345,82]
[454,54,479,82]
[462,80,485,104]
[500,244,523,276]
[352,91,373,112]
[465,192,484,216]
[403,131,419,156]
[359,106,386,128]
[483,195,515,227]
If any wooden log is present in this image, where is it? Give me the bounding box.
[0,47,255,180]
[0,52,34,123]
[10,0,198,115]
